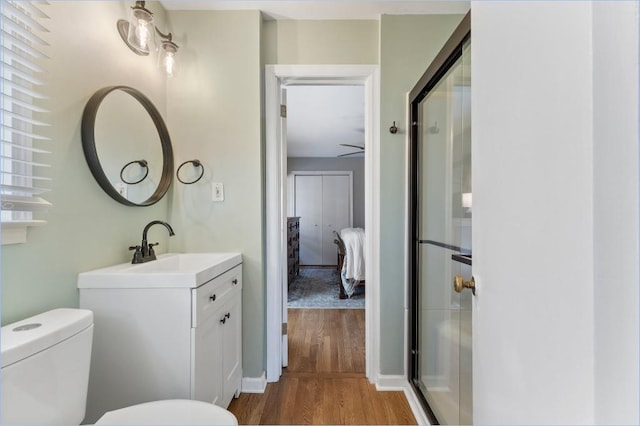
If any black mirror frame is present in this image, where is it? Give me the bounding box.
[81,86,174,207]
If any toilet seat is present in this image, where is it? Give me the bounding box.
[94,399,238,425]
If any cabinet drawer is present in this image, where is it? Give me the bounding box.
[192,265,242,327]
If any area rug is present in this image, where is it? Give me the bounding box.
[288,268,365,309]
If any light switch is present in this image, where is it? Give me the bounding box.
[212,182,224,202]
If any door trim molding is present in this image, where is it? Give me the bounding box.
[265,64,380,383]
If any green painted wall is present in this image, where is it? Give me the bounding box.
[263,20,379,64]
[165,10,264,378]
[1,1,171,325]
[1,4,465,383]
[379,14,465,374]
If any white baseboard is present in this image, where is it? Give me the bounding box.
[241,372,267,394]
[376,375,430,426]
[376,374,407,391]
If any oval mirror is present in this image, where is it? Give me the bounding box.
[81,86,173,206]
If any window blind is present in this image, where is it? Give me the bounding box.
[1,0,51,234]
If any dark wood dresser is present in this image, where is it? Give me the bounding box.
[287,217,300,286]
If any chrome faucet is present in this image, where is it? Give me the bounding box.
[129,220,175,264]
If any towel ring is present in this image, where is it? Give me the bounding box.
[120,160,149,185]
[177,160,204,184]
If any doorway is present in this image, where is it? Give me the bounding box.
[265,65,380,383]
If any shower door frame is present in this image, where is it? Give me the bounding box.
[407,13,471,425]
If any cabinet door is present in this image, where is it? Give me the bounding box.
[295,175,323,265]
[322,174,351,265]
[221,290,242,408]
[191,313,222,406]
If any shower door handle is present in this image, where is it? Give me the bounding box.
[454,275,476,295]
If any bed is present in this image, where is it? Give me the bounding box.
[334,228,365,299]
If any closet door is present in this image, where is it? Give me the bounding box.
[295,175,323,265]
[322,175,350,265]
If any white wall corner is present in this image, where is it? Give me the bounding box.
[241,372,267,394]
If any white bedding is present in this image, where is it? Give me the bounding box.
[340,227,365,297]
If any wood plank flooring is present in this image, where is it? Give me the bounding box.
[287,309,366,374]
[228,309,416,425]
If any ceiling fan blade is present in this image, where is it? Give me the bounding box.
[339,144,365,150]
[338,151,364,157]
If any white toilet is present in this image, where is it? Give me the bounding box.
[1,308,238,425]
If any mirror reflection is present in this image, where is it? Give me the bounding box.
[94,90,162,203]
[81,86,173,207]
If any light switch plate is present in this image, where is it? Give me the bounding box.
[212,182,224,202]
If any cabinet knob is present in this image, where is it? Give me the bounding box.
[209,294,216,302]
[232,279,238,285]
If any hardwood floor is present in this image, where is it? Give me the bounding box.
[287,309,366,374]
[228,309,416,425]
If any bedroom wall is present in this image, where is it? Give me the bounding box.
[1,1,171,325]
[287,157,365,228]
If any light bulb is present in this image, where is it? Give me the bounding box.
[164,51,175,77]
[135,20,150,50]
[127,4,154,54]
[158,40,178,77]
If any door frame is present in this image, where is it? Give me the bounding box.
[265,64,380,382]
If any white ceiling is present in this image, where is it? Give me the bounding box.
[159,1,471,20]
[158,0,470,157]
[286,85,365,158]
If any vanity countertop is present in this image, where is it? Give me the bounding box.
[77,252,242,289]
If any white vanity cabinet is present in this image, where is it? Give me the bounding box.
[191,266,243,408]
[78,254,242,424]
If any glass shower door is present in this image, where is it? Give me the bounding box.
[410,36,472,425]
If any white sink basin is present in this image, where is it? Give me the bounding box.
[77,253,242,289]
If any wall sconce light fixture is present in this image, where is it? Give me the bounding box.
[117,1,179,77]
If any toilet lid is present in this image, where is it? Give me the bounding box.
[94,399,238,425]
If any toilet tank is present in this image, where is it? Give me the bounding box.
[1,309,94,425]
